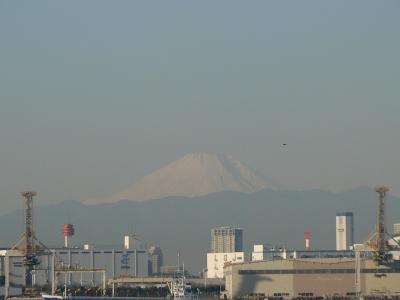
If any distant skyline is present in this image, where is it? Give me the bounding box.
[1,1,399,213]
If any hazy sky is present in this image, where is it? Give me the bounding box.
[1,1,399,214]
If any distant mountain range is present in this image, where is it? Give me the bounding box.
[86,152,280,204]
[1,187,399,273]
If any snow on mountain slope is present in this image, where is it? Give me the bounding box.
[88,152,278,203]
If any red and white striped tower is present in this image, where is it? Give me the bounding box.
[61,224,75,248]
[304,230,312,251]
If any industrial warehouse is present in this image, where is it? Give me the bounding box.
[222,187,400,299]
[224,257,400,299]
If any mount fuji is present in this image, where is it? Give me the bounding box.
[88,152,279,204]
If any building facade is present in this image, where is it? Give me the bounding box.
[225,258,400,299]
[211,226,243,253]
[207,252,244,279]
[251,244,265,261]
[336,212,354,250]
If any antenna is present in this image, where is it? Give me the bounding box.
[177,251,180,271]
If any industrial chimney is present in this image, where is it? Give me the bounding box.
[304,230,312,251]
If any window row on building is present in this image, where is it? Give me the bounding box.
[239,268,400,275]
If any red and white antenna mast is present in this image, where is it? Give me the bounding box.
[304,230,312,251]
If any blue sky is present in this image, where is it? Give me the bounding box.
[0,1,399,213]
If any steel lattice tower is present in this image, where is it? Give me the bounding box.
[375,186,389,256]
[21,191,37,287]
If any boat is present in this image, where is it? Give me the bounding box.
[167,264,198,300]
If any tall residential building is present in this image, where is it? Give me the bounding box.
[211,226,243,253]
[148,246,163,275]
[336,212,354,250]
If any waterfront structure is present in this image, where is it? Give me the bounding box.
[148,246,163,275]
[224,257,400,299]
[207,252,244,279]
[336,212,354,250]
[0,247,148,292]
[211,226,243,253]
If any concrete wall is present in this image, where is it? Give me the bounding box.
[292,260,355,296]
[362,260,400,295]
[225,259,295,299]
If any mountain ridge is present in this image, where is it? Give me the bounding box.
[87,152,278,204]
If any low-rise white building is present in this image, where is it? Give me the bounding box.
[207,252,244,278]
[251,244,265,261]
[252,244,291,261]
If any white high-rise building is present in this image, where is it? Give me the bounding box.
[124,234,139,249]
[336,212,354,250]
[211,226,243,253]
